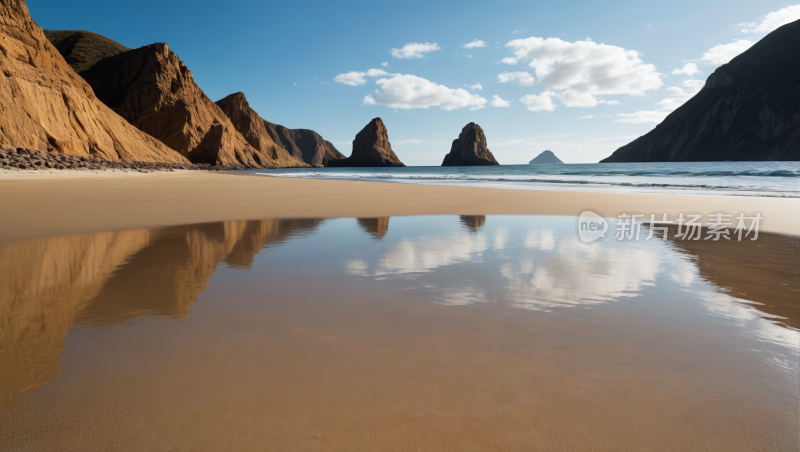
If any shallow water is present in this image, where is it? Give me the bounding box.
[1,216,798,450]
[255,161,800,198]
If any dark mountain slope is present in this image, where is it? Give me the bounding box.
[602,19,800,162]
[43,30,129,74]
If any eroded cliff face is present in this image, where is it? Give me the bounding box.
[0,219,325,413]
[602,19,800,162]
[215,92,308,168]
[0,0,187,162]
[442,123,499,166]
[264,121,345,167]
[329,118,405,167]
[77,43,277,167]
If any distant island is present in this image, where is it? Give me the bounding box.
[529,151,563,164]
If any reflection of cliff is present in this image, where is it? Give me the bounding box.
[357,218,390,239]
[665,231,800,331]
[0,219,322,412]
[460,215,486,232]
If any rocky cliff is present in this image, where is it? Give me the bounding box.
[42,30,128,74]
[442,123,499,166]
[328,118,404,167]
[75,43,278,167]
[0,1,187,162]
[602,19,800,162]
[529,150,563,164]
[215,92,308,168]
[264,121,345,166]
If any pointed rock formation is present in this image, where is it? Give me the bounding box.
[0,1,187,162]
[529,150,563,164]
[442,123,499,166]
[263,121,345,167]
[215,93,308,168]
[601,19,800,162]
[328,118,405,167]
[73,43,276,167]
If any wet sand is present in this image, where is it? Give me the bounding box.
[1,216,798,450]
[1,171,799,244]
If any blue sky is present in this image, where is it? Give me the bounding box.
[30,0,800,165]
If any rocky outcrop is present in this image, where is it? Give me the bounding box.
[76,43,278,167]
[529,150,563,164]
[0,0,188,163]
[602,19,800,162]
[43,30,129,74]
[328,118,405,167]
[442,123,499,166]
[264,121,345,166]
[215,92,308,168]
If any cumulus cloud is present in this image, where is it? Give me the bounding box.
[616,79,704,124]
[468,83,483,90]
[362,95,376,105]
[381,62,389,67]
[365,73,486,110]
[334,71,367,86]
[463,39,486,49]
[497,71,535,87]
[500,57,518,65]
[503,36,663,107]
[519,91,557,112]
[739,4,800,33]
[491,95,511,107]
[700,40,754,65]
[390,42,441,59]
[671,62,700,75]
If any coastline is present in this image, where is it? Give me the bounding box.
[2,171,798,244]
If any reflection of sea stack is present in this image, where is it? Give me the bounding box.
[442,123,499,166]
[459,215,486,232]
[329,118,405,167]
[529,150,563,164]
[357,217,390,239]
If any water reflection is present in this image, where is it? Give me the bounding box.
[459,215,486,232]
[357,217,390,239]
[0,219,323,412]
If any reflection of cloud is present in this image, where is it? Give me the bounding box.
[524,229,555,250]
[436,286,488,306]
[670,257,696,286]
[344,233,488,278]
[493,228,508,250]
[502,239,661,311]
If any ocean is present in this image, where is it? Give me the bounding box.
[252,161,800,198]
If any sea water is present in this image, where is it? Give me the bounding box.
[253,161,800,198]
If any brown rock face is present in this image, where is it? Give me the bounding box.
[215,93,308,168]
[43,30,129,74]
[0,1,187,163]
[76,43,276,167]
[442,123,499,166]
[264,121,345,167]
[329,118,405,167]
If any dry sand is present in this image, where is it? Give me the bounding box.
[1,170,799,244]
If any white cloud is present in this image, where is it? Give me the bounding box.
[396,139,423,144]
[334,71,367,86]
[368,73,487,110]
[390,42,441,59]
[700,40,753,66]
[739,4,800,33]
[503,36,663,107]
[497,71,535,86]
[605,100,621,106]
[519,91,557,112]
[362,95,376,105]
[671,62,700,76]
[615,79,703,124]
[366,68,390,77]
[582,115,595,119]
[467,55,473,58]
[468,83,483,90]
[381,62,389,67]
[500,57,518,65]
[491,95,511,107]
[463,39,486,49]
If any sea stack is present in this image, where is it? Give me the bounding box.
[442,123,499,166]
[328,118,405,167]
[0,3,187,163]
[529,150,563,164]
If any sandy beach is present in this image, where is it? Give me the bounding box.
[1,170,798,244]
